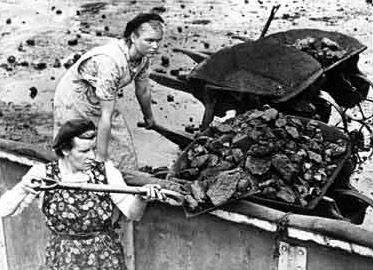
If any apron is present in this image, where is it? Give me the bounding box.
[42,161,126,270]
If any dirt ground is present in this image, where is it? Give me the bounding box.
[0,0,372,227]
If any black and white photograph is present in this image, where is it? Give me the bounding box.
[0,0,372,269]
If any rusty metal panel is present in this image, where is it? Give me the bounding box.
[278,242,307,270]
[135,203,278,270]
[0,159,48,270]
[0,219,8,270]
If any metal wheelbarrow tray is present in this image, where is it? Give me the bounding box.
[257,28,367,72]
[167,112,351,217]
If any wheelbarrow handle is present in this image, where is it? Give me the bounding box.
[137,121,194,149]
[31,177,185,205]
[137,122,149,129]
[259,4,281,39]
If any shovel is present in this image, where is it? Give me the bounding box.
[31,177,185,205]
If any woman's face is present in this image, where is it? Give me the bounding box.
[131,21,163,58]
[64,136,96,172]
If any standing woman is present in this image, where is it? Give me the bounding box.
[53,13,164,171]
[0,119,165,269]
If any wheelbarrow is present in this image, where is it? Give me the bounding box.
[151,39,325,129]
[151,28,372,149]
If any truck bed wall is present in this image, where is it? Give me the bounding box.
[1,155,373,270]
[136,203,373,270]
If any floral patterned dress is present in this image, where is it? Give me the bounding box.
[41,161,126,270]
[53,39,150,172]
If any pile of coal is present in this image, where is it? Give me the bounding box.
[292,36,347,67]
[176,106,348,212]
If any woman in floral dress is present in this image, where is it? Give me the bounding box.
[0,119,165,269]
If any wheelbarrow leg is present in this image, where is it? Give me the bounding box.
[149,72,193,93]
[329,188,373,225]
[201,84,218,130]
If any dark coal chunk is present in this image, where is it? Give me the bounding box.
[64,59,74,69]
[191,19,211,25]
[67,39,78,46]
[19,61,29,67]
[151,6,166,13]
[34,62,47,70]
[214,123,232,134]
[26,39,35,46]
[166,94,174,102]
[0,63,12,71]
[190,154,210,168]
[206,169,242,206]
[80,2,107,14]
[185,124,196,134]
[245,156,271,175]
[237,172,259,192]
[170,69,179,77]
[271,154,298,182]
[53,58,61,68]
[161,55,170,67]
[7,55,16,64]
[29,87,38,99]
[276,186,296,203]
[178,168,199,180]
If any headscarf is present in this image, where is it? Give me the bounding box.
[124,13,164,38]
[53,119,96,152]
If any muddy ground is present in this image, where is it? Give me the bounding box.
[0,0,372,227]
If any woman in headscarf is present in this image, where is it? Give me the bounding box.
[53,13,164,172]
[0,119,165,269]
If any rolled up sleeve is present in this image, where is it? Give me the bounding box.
[78,55,122,101]
[0,164,44,217]
[105,161,147,221]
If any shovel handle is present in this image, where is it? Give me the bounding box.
[32,177,185,205]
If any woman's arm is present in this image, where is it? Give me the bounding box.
[105,161,148,221]
[135,78,155,128]
[96,99,116,162]
[0,164,45,217]
[77,55,122,162]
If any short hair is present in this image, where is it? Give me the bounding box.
[53,119,96,157]
[124,13,164,39]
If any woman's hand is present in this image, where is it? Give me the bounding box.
[20,176,43,195]
[140,184,166,202]
[144,117,156,129]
